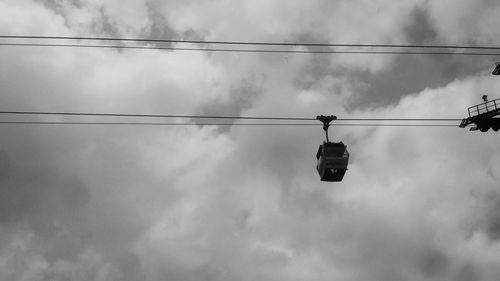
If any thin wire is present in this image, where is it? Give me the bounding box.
[0,110,462,121]
[0,121,458,127]
[2,35,500,50]
[2,43,500,56]
[334,124,457,127]
[0,121,308,125]
[338,118,462,121]
[0,110,314,121]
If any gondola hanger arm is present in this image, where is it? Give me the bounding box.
[316,115,337,142]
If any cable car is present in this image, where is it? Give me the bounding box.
[316,141,349,181]
[315,115,349,182]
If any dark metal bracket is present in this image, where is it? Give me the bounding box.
[459,96,500,132]
[316,115,337,142]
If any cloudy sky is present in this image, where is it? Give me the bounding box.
[1,0,500,280]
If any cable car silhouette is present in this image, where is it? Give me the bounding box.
[315,115,349,182]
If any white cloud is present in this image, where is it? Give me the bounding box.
[0,0,69,35]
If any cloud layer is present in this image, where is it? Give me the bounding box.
[1,1,500,280]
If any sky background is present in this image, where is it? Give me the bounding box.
[1,0,500,280]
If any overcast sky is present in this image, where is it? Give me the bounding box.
[1,1,500,280]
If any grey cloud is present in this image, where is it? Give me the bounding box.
[425,0,500,44]
[291,52,490,111]
[196,77,262,132]
[346,54,490,109]
[479,191,500,241]
[44,229,91,263]
[3,0,500,280]
[291,5,493,110]
[418,247,449,277]
[145,3,179,45]
[0,149,11,180]
[0,126,184,279]
[0,142,90,237]
[404,6,437,45]
[281,186,335,217]
[94,7,121,37]
[115,251,144,281]
[454,263,479,281]
[0,143,94,277]
[145,3,208,44]
[37,0,82,14]
[292,54,339,91]
[37,0,120,36]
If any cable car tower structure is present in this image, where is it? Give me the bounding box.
[459,95,500,132]
[459,63,500,132]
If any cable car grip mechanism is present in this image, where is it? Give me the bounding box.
[316,115,337,142]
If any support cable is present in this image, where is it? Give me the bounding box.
[2,35,500,50]
[0,110,462,122]
[0,110,314,121]
[0,121,458,127]
[2,43,500,56]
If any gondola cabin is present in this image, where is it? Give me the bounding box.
[316,141,349,182]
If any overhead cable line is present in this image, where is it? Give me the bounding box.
[339,118,461,121]
[0,110,462,122]
[0,110,314,121]
[0,121,457,127]
[2,35,500,50]
[2,43,500,56]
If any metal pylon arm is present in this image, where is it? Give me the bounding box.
[460,97,500,132]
